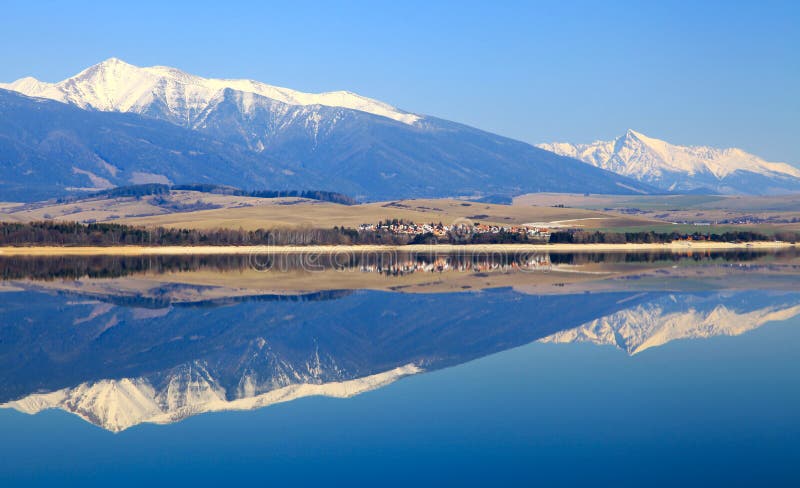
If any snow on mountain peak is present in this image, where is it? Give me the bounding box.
[539,299,800,355]
[1,363,422,432]
[0,58,421,126]
[537,130,800,194]
[1,76,52,95]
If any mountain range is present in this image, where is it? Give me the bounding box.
[540,292,800,355]
[0,89,307,200]
[538,129,800,195]
[0,284,636,431]
[0,58,655,202]
[2,283,796,431]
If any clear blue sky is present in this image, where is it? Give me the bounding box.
[1,0,798,163]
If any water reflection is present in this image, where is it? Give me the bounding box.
[1,255,798,431]
[540,291,800,354]
[1,248,797,281]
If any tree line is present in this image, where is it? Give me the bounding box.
[548,230,799,244]
[58,184,357,205]
[1,222,796,247]
[0,221,368,246]
[175,185,357,205]
[0,222,540,246]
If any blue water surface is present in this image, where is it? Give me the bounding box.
[1,297,797,487]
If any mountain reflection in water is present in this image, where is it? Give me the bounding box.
[0,249,798,432]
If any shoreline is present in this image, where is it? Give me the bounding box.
[0,241,794,256]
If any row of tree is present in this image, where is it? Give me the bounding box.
[0,222,372,246]
[58,184,357,205]
[548,230,799,244]
[547,250,778,265]
[1,222,796,247]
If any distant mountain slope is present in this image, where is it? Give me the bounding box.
[0,89,313,201]
[538,129,800,195]
[0,59,657,201]
[173,85,653,197]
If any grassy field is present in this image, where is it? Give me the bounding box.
[115,197,659,230]
[1,192,646,229]
[0,191,288,223]
[514,192,800,232]
[3,191,799,235]
[594,223,779,235]
[514,193,800,211]
[513,193,730,210]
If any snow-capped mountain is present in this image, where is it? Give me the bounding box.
[539,292,800,355]
[0,57,420,126]
[538,129,800,194]
[5,288,798,430]
[2,361,421,433]
[0,89,313,200]
[0,281,652,430]
[0,59,656,201]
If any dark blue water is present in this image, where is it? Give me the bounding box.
[0,268,798,486]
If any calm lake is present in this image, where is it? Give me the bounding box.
[1,250,798,486]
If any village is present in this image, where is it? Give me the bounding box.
[358,219,552,240]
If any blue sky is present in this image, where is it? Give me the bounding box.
[1,0,798,163]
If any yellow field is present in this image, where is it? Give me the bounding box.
[514,192,800,233]
[6,191,800,233]
[515,192,800,217]
[0,191,290,223]
[117,198,658,230]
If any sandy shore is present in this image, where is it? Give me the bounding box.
[0,241,794,256]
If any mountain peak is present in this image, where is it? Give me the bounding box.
[99,56,130,66]
[79,57,139,77]
[540,297,800,355]
[621,129,659,145]
[12,76,40,84]
[1,58,421,125]
[538,130,800,194]
[2,363,422,432]
[1,76,42,89]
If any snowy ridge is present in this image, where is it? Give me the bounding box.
[0,61,660,200]
[1,363,422,433]
[538,129,800,193]
[0,57,420,126]
[539,297,800,355]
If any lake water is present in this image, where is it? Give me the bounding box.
[0,250,798,486]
